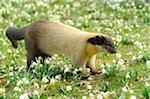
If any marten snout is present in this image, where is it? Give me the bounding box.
[103,44,117,54]
[111,49,117,53]
[87,35,117,54]
[109,47,117,53]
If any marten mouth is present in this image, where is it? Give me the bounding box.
[104,46,117,54]
[110,49,117,53]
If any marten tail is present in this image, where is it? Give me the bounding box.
[6,27,25,48]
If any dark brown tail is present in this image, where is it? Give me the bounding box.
[6,27,25,48]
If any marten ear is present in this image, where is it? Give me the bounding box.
[87,35,105,45]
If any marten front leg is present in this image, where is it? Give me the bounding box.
[87,55,100,74]
[73,57,91,76]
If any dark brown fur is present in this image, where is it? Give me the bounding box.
[6,22,51,70]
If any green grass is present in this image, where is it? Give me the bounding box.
[0,0,150,98]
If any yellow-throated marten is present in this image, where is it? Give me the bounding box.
[6,20,117,74]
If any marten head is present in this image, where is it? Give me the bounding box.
[87,35,117,53]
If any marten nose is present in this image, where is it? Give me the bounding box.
[111,49,117,53]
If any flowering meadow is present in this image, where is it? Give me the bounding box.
[0,0,150,98]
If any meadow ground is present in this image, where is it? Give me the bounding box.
[0,0,150,98]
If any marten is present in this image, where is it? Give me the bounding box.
[6,20,117,74]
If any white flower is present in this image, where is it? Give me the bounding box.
[42,76,49,83]
[146,60,150,66]
[32,70,36,74]
[19,93,29,99]
[130,95,136,99]
[54,54,58,57]
[47,97,52,99]
[134,15,138,19]
[86,68,91,73]
[0,38,4,41]
[116,35,122,42]
[9,66,13,70]
[22,59,26,63]
[97,94,103,99]
[7,49,12,53]
[65,19,74,25]
[33,90,39,95]
[39,64,43,67]
[55,75,61,80]
[103,92,114,99]
[87,85,93,90]
[18,66,24,72]
[112,59,116,64]
[145,82,150,87]
[102,68,107,74]
[73,69,77,74]
[24,80,29,84]
[22,78,29,84]
[137,55,143,59]
[89,93,94,97]
[134,41,140,47]
[105,63,110,68]
[129,89,134,94]
[143,44,146,48]
[122,87,128,92]
[9,72,14,76]
[118,59,124,65]
[0,88,5,93]
[60,60,64,64]
[22,78,27,82]
[82,96,87,99]
[74,2,81,7]
[31,62,37,68]
[0,55,6,60]
[134,41,143,49]
[66,85,72,91]
[50,78,57,83]
[2,42,7,46]
[125,72,131,79]
[11,60,15,64]
[14,49,19,54]
[74,68,79,72]
[34,83,39,88]
[131,56,136,61]
[17,80,23,86]
[14,87,22,92]
[79,68,83,71]
[64,67,69,73]
[45,59,50,64]
[101,64,105,68]
[116,53,121,59]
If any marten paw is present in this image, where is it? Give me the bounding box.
[90,70,101,75]
[86,65,101,75]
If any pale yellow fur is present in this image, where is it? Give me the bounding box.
[29,20,105,73]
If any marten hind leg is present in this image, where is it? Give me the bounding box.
[27,52,36,70]
[87,55,99,74]
[41,53,51,64]
[37,50,51,64]
[25,38,37,70]
[34,48,51,64]
[26,46,51,70]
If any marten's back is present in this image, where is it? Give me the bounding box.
[26,20,96,56]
